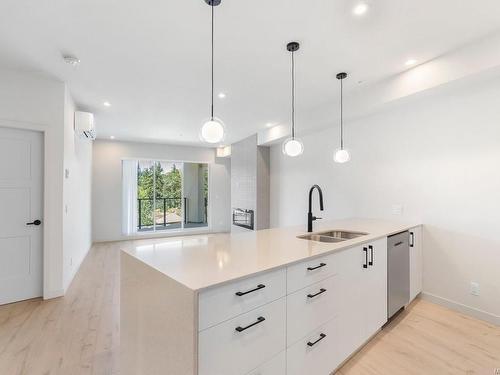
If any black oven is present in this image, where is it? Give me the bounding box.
[232,208,254,230]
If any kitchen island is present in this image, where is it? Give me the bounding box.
[120,218,422,375]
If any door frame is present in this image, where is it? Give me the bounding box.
[0,118,57,300]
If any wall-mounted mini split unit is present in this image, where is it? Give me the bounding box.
[74,111,96,140]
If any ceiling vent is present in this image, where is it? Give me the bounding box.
[74,111,96,140]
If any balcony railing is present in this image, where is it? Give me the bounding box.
[137,197,208,230]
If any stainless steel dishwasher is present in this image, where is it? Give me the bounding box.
[387,231,410,319]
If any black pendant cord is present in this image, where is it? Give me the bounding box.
[210,4,214,120]
[340,77,343,150]
[291,50,295,139]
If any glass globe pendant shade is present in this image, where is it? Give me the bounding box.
[201,118,225,144]
[282,137,304,157]
[334,148,350,163]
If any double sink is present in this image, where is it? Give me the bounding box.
[298,230,368,243]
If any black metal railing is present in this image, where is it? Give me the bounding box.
[137,197,209,230]
[138,198,183,229]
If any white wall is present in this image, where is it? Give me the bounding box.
[0,69,65,298]
[62,89,93,291]
[92,140,231,242]
[270,72,500,323]
[0,68,92,298]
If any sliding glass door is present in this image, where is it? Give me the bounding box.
[132,160,208,234]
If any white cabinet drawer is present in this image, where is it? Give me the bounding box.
[246,351,286,375]
[287,253,338,293]
[198,268,286,331]
[287,275,339,346]
[287,317,342,375]
[198,298,286,375]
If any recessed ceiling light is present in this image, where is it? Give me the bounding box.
[353,2,369,16]
[103,101,111,107]
[405,59,417,66]
[218,92,226,99]
[63,55,80,66]
[110,135,115,140]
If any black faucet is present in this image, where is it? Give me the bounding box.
[308,184,324,232]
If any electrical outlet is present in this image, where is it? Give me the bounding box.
[470,281,480,296]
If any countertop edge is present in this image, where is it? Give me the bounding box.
[120,221,422,293]
[192,223,421,292]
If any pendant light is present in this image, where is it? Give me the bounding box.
[200,0,225,144]
[282,42,304,157]
[334,72,350,163]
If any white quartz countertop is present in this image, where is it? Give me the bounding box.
[120,218,420,291]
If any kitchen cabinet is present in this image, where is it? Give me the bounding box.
[121,220,422,375]
[246,351,286,375]
[335,238,388,361]
[198,239,387,375]
[198,298,286,375]
[286,317,341,375]
[409,226,423,301]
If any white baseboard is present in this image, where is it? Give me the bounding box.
[43,288,64,300]
[421,292,500,326]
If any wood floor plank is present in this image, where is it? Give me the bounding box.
[0,241,499,375]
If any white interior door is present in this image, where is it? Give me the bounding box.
[0,127,43,305]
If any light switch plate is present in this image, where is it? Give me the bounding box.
[392,204,403,215]
[470,281,480,296]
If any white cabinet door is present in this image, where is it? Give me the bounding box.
[199,268,286,331]
[287,253,338,294]
[198,298,286,375]
[409,226,423,301]
[286,317,342,375]
[286,275,339,346]
[335,239,388,362]
[364,238,388,339]
[335,246,366,361]
[246,351,285,375]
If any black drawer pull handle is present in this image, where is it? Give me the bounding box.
[235,316,265,332]
[369,245,374,266]
[363,247,368,269]
[235,284,266,296]
[410,232,415,247]
[307,333,327,347]
[307,262,326,271]
[307,288,327,299]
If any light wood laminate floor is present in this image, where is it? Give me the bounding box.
[0,243,499,375]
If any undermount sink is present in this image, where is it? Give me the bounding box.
[297,230,368,243]
[297,234,346,243]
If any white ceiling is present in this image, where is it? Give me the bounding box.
[1,0,500,146]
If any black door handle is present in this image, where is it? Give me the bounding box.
[235,284,266,296]
[26,220,42,226]
[363,247,368,268]
[307,262,326,271]
[307,333,327,347]
[410,232,415,247]
[307,288,327,299]
[369,245,374,266]
[235,316,265,332]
